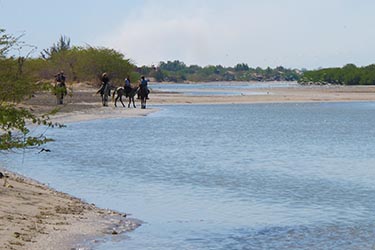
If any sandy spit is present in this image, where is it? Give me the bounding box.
[0,170,140,250]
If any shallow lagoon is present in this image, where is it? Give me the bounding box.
[4,102,375,249]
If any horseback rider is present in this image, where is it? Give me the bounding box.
[139,76,150,99]
[97,72,111,96]
[54,71,67,103]
[102,72,109,85]
[55,71,66,86]
[124,76,131,97]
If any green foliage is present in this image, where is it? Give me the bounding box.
[1,31,141,150]
[1,104,65,150]
[0,104,62,150]
[71,46,136,83]
[0,28,18,57]
[150,69,165,82]
[299,64,375,85]
[29,39,137,85]
[0,54,42,103]
[0,28,63,151]
[159,60,186,71]
[234,63,249,71]
[0,75,62,151]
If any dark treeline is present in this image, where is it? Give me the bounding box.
[299,63,375,85]
[138,60,302,82]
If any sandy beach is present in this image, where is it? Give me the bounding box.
[0,171,140,250]
[3,82,375,249]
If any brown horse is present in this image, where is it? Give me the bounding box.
[112,86,139,108]
[138,86,148,109]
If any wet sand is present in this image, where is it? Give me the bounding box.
[3,82,375,249]
[0,171,140,250]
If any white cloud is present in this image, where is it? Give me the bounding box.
[99,0,375,69]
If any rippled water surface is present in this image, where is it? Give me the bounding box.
[4,102,375,249]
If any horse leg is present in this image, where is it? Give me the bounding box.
[132,97,136,108]
[103,94,108,107]
[114,95,119,107]
[144,95,147,109]
[119,95,125,107]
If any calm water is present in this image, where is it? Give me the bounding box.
[149,81,298,96]
[3,102,375,249]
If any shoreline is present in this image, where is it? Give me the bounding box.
[3,83,375,249]
[0,169,140,250]
[50,106,158,124]
[18,82,375,124]
[34,84,375,124]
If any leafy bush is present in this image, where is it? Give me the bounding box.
[0,28,62,151]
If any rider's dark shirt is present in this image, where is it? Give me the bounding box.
[140,78,148,89]
[61,75,66,82]
[56,74,66,84]
[102,75,109,84]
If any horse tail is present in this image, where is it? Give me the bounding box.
[112,87,117,102]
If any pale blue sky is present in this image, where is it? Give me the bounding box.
[1,0,375,69]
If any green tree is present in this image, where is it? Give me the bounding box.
[234,63,249,71]
[0,28,61,151]
[0,28,18,57]
[36,37,137,84]
[151,69,165,82]
[73,46,136,84]
[159,60,186,72]
[41,35,71,59]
